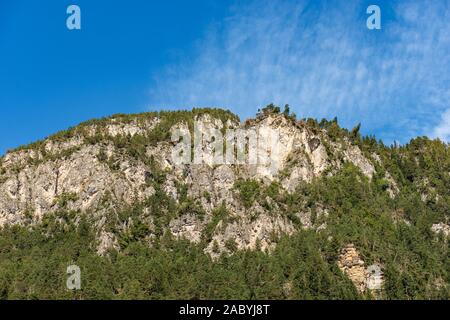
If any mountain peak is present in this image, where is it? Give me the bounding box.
[0,107,448,299]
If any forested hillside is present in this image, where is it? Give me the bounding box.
[0,106,448,299]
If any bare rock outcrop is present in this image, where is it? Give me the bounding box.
[0,111,386,257]
[338,244,384,294]
[431,222,450,238]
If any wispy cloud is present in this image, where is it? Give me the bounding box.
[149,0,450,143]
[432,108,450,141]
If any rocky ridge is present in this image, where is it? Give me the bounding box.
[0,110,383,254]
[1,108,448,296]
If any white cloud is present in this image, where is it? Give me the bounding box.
[432,108,450,142]
[149,0,450,143]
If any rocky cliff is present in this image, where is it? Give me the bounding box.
[0,107,448,298]
[0,109,378,250]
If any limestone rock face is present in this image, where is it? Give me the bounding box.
[0,111,391,256]
[169,213,205,244]
[0,144,155,227]
[338,244,384,294]
[431,222,450,238]
[205,212,296,258]
[342,145,375,179]
[338,244,367,292]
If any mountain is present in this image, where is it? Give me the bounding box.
[0,105,448,299]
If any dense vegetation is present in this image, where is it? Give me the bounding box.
[0,218,359,300]
[10,108,239,164]
[0,159,448,299]
[0,107,448,300]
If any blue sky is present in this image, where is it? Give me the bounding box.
[1,0,449,155]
